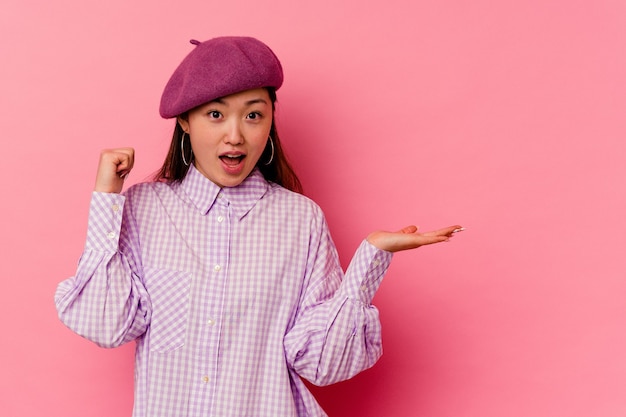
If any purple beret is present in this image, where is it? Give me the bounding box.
[159,36,284,119]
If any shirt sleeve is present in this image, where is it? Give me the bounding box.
[283,214,393,386]
[54,191,151,348]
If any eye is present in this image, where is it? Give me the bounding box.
[208,110,222,119]
[246,112,262,120]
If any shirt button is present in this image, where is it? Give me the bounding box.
[217,215,224,223]
[207,318,216,326]
[373,260,381,266]
[214,265,221,272]
[107,232,116,239]
[112,204,120,213]
[360,285,367,292]
[202,376,210,384]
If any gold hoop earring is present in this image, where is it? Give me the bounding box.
[264,136,274,166]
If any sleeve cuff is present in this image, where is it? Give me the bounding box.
[85,192,127,251]
[343,240,393,304]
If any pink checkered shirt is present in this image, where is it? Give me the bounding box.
[56,165,392,417]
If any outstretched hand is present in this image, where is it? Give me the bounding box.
[366,225,464,253]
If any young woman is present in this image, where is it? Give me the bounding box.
[55,36,463,417]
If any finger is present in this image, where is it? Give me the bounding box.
[399,225,418,234]
[104,152,133,180]
[113,148,135,173]
[411,234,450,247]
[101,148,133,166]
[422,225,464,238]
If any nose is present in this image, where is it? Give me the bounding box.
[224,121,244,145]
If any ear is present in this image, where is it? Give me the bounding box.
[177,116,190,133]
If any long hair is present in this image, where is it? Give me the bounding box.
[153,88,302,193]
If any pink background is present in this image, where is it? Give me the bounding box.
[1,0,625,416]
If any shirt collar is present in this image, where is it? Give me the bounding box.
[181,164,269,219]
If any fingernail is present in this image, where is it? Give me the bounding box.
[453,227,465,233]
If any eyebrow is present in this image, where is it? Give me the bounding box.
[210,97,269,106]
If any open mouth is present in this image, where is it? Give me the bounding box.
[219,154,246,166]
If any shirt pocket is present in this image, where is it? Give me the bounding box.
[144,267,192,353]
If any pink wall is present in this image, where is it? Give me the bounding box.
[2,0,625,416]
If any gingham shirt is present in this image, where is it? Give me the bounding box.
[56,165,392,417]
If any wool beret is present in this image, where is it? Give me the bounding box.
[159,36,284,119]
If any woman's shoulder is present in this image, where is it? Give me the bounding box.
[123,180,177,202]
[266,183,324,216]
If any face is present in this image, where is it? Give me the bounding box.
[178,88,273,188]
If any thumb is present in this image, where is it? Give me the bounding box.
[399,225,418,234]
